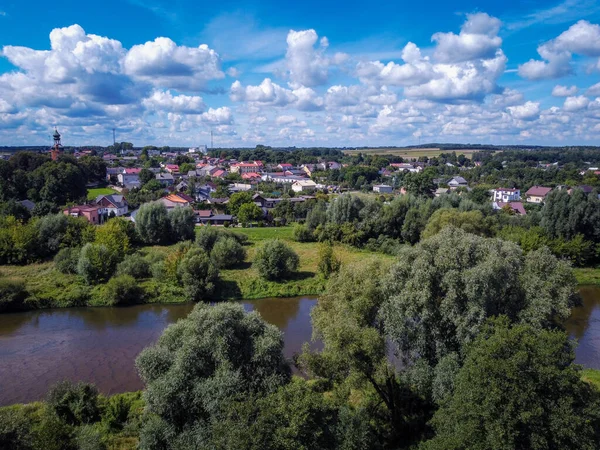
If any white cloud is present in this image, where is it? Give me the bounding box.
[563,95,590,111]
[519,20,600,80]
[200,107,233,125]
[230,78,297,106]
[587,82,600,96]
[142,90,205,114]
[552,85,578,96]
[285,29,331,88]
[507,101,541,120]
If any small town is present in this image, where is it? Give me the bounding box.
[2,1,600,449]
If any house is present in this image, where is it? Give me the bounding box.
[373,184,393,194]
[165,164,179,174]
[196,165,218,177]
[95,194,128,216]
[262,173,306,184]
[159,193,195,209]
[292,179,317,193]
[493,202,527,215]
[175,181,189,192]
[491,188,520,202]
[156,173,175,186]
[118,168,142,189]
[568,185,595,195]
[194,210,213,223]
[277,163,293,171]
[105,167,121,182]
[230,161,263,174]
[241,172,262,182]
[18,199,35,211]
[448,176,468,190]
[63,205,102,224]
[434,188,450,197]
[391,163,422,173]
[301,164,316,177]
[211,169,226,179]
[229,183,253,193]
[524,186,552,203]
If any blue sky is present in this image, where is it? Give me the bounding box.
[0,0,600,147]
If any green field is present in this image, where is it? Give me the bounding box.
[86,187,117,200]
[343,147,485,160]
[574,268,600,286]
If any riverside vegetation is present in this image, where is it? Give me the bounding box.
[2,227,600,449]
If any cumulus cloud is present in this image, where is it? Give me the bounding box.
[285,29,331,88]
[563,95,590,111]
[519,20,600,80]
[142,90,206,114]
[230,78,297,106]
[587,82,600,96]
[507,101,541,120]
[552,85,578,96]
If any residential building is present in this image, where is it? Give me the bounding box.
[262,173,306,184]
[292,179,317,193]
[18,199,35,211]
[277,163,293,171]
[63,205,102,224]
[373,184,393,194]
[95,194,128,216]
[164,164,180,174]
[434,187,450,197]
[229,183,253,193]
[156,173,175,186]
[491,188,520,202]
[448,176,468,189]
[230,161,263,174]
[159,193,195,209]
[524,186,552,203]
[493,202,527,215]
[118,168,142,189]
[568,185,595,195]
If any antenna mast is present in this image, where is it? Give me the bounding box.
[112,128,116,146]
[210,129,214,149]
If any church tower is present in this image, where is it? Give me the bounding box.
[50,128,62,161]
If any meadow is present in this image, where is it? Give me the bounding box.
[343,147,483,159]
[86,187,118,200]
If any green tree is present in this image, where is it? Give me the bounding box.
[421,208,491,239]
[46,381,100,426]
[423,318,600,450]
[139,168,155,186]
[227,191,254,216]
[327,194,364,225]
[94,217,135,257]
[168,207,196,242]
[135,303,291,449]
[54,247,81,275]
[402,171,435,197]
[101,275,143,306]
[210,236,246,269]
[236,202,263,224]
[177,247,219,301]
[116,253,151,279]
[77,243,118,284]
[317,242,341,279]
[253,239,300,281]
[136,202,171,245]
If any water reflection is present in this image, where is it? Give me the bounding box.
[565,286,600,368]
[0,297,316,406]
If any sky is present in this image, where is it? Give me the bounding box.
[0,0,600,147]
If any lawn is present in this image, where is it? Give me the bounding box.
[87,187,117,200]
[582,368,600,390]
[574,268,600,286]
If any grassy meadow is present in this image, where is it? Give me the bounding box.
[574,268,600,286]
[343,147,484,159]
[87,186,117,200]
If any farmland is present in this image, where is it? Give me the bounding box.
[343,147,487,159]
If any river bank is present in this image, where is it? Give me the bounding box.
[0,226,392,312]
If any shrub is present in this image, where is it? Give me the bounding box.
[0,405,34,449]
[54,247,81,275]
[0,280,29,313]
[168,207,196,242]
[46,381,100,426]
[317,243,341,279]
[292,223,314,242]
[253,239,300,281]
[102,275,143,306]
[36,213,68,256]
[77,243,118,285]
[75,424,106,450]
[116,253,151,279]
[102,393,138,432]
[94,218,135,257]
[210,236,246,269]
[136,202,170,245]
[195,226,221,252]
[177,248,219,301]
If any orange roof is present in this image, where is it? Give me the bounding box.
[164,194,190,203]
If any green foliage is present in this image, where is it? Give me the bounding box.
[541,188,600,242]
[317,243,341,279]
[421,208,491,239]
[75,424,106,450]
[139,168,155,186]
[292,223,314,242]
[168,207,195,242]
[210,236,246,269]
[46,381,100,426]
[101,275,143,306]
[177,247,219,301]
[195,225,221,252]
[116,253,151,279]
[136,202,171,245]
[253,239,300,281]
[0,216,40,264]
[0,406,35,450]
[423,318,600,450]
[94,217,135,257]
[327,194,364,225]
[77,243,118,284]
[227,191,254,216]
[237,202,263,224]
[135,303,290,448]
[54,247,81,274]
[0,279,28,313]
[402,171,435,197]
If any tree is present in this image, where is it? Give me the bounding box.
[168,207,195,242]
[94,217,135,257]
[135,303,290,448]
[402,171,435,197]
[46,381,100,426]
[54,247,81,274]
[227,191,254,216]
[101,275,143,306]
[77,243,118,284]
[327,194,364,224]
[36,213,69,256]
[139,168,155,186]
[423,318,600,450]
[135,202,170,245]
[382,227,577,373]
[236,202,263,224]
[116,253,151,279]
[421,208,491,239]
[195,226,221,252]
[210,236,246,269]
[177,247,219,301]
[253,239,300,281]
[317,243,341,278]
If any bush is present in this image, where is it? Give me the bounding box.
[36,213,68,256]
[177,248,219,301]
[195,226,221,252]
[0,280,28,313]
[54,247,81,274]
[317,243,341,279]
[46,381,100,426]
[211,236,246,269]
[293,223,314,242]
[102,275,143,306]
[116,253,151,279]
[75,424,106,450]
[0,406,34,449]
[168,207,196,242]
[77,243,118,285]
[102,393,139,432]
[136,202,170,245]
[253,239,300,281]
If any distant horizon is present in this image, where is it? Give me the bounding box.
[1,0,600,147]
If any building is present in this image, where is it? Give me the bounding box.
[230,161,263,174]
[434,187,450,197]
[292,179,317,193]
[448,176,468,189]
[156,173,175,186]
[18,199,35,211]
[373,184,393,194]
[118,168,142,189]
[95,194,128,216]
[277,163,293,171]
[164,164,180,174]
[63,205,102,224]
[50,129,62,161]
[262,173,306,184]
[195,210,233,225]
[159,193,195,209]
[491,188,520,202]
[524,186,552,203]
[493,202,527,215]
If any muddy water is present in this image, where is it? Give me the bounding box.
[0,297,317,406]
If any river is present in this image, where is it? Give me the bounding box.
[0,287,599,406]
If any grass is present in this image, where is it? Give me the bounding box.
[87,187,117,200]
[582,368,600,390]
[343,147,483,160]
[574,268,600,286]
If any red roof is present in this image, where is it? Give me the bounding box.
[278,163,293,168]
[195,210,213,218]
[497,202,527,215]
[212,169,226,178]
[242,172,262,179]
[525,186,552,197]
[496,188,519,192]
[124,168,141,174]
[166,164,179,170]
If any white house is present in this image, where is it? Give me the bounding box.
[491,188,521,202]
[373,184,393,194]
[94,194,128,217]
[448,176,468,189]
[117,168,141,189]
[292,179,317,193]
